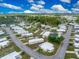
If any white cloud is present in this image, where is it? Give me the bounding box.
[51,5,68,11]
[38,0,45,5]
[30,4,53,13]
[76,1,79,4]
[30,4,72,13]
[72,8,79,13]
[0,3,22,10]
[39,9,53,13]
[74,1,79,8]
[31,6,39,10]
[72,9,79,13]
[31,4,44,10]
[37,5,44,8]
[60,0,71,3]
[72,8,79,11]
[51,4,72,13]
[71,1,79,13]
[28,0,34,3]
[32,4,44,8]
[24,10,34,13]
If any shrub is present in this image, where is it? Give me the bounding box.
[48,33,64,43]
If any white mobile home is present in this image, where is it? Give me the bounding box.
[0,51,22,59]
[75,30,79,33]
[75,38,79,42]
[28,38,44,44]
[58,24,66,30]
[25,25,31,29]
[30,57,35,59]
[57,29,66,32]
[21,32,33,37]
[41,31,51,38]
[74,41,79,48]
[0,38,7,42]
[39,42,54,52]
[75,34,79,38]
[74,24,79,29]
[0,30,5,35]
[0,41,9,48]
[18,22,25,26]
[57,24,66,36]
[75,49,79,58]
[0,24,6,27]
[10,24,15,28]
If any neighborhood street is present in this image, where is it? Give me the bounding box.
[4,25,72,59]
[50,25,72,59]
[4,27,47,59]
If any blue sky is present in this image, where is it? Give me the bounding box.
[0,0,79,14]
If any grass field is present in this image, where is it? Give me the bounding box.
[65,53,77,59]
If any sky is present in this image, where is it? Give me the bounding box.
[0,0,79,14]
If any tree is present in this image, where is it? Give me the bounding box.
[75,17,79,24]
[26,15,61,26]
[48,33,64,43]
[0,16,17,25]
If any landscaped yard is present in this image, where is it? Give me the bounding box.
[21,52,30,59]
[71,32,74,36]
[65,53,77,59]
[0,42,21,57]
[69,39,74,42]
[28,44,38,49]
[64,29,77,59]
[67,45,74,51]
[0,34,8,38]
[10,42,21,52]
[20,38,28,43]
[0,46,14,57]
[67,43,74,51]
[28,27,37,33]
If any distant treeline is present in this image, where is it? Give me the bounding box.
[0,14,79,26]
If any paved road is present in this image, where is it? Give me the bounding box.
[49,25,72,59]
[4,27,47,59]
[4,25,72,59]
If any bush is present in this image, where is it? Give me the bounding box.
[48,33,64,43]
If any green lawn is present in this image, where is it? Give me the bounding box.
[65,53,77,59]
[28,44,38,49]
[69,39,74,42]
[70,36,74,39]
[27,27,37,33]
[71,33,74,36]
[0,46,14,57]
[13,45,21,52]
[0,43,20,56]
[10,42,21,52]
[67,45,74,51]
[67,43,74,51]
[0,42,21,57]
[0,40,30,58]
[0,34,8,38]
[21,38,28,43]
[21,52,30,59]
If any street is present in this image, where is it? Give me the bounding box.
[4,25,72,59]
